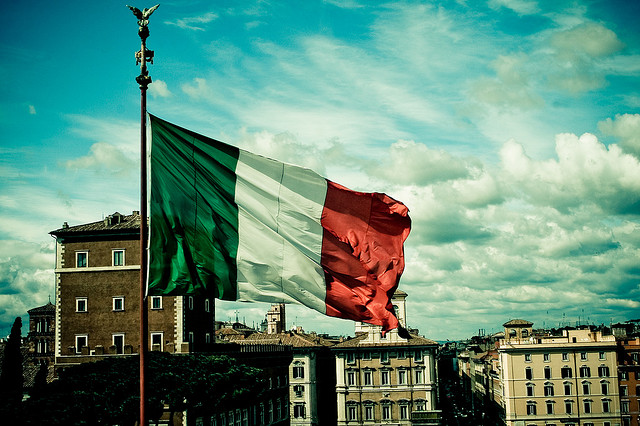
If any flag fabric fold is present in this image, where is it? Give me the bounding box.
[148,115,411,331]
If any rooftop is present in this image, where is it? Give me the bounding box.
[503,319,533,327]
[50,211,141,238]
[333,330,437,349]
[27,302,55,315]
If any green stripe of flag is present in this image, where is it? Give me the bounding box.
[148,115,240,299]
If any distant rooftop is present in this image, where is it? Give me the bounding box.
[50,211,141,238]
[27,302,55,315]
[333,331,438,348]
[503,319,533,327]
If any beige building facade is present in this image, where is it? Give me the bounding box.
[499,320,621,426]
[333,290,441,425]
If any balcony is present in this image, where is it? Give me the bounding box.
[411,410,442,425]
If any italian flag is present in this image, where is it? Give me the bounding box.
[148,115,411,331]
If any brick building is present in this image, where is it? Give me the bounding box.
[26,301,55,365]
[49,211,215,366]
[618,337,640,426]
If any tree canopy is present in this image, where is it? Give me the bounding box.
[22,352,266,426]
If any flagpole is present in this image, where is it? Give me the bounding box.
[128,4,158,425]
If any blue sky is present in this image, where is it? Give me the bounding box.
[1,0,639,340]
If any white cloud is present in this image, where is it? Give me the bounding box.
[64,142,136,178]
[28,104,36,115]
[181,77,216,102]
[499,133,640,214]
[598,113,640,158]
[547,22,625,93]
[488,0,540,15]
[366,140,471,185]
[470,54,544,110]
[149,79,172,98]
[0,240,54,337]
[164,12,218,31]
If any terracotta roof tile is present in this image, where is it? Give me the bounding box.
[50,212,141,236]
[332,332,438,348]
[27,302,55,315]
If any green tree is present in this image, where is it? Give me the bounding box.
[0,317,24,422]
[23,352,266,426]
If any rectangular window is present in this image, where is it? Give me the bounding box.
[579,366,591,377]
[580,352,587,361]
[293,385,303,397]
[380,351,389,363]
[598,365,610,377]
[398,350,406,359]
[76,297,87,312]
[561,367,572,378]
[205,299,210,312]
[75,334,88,353]
[346,352,355,364]
[601,382,609,395]
[546,401,554,414]
[583,400,591,413]
[562,352,569,361]
[415,368,424,384]
[398,369,407,385]
[113,334,124,354]
[347,406,357,421]
[544,384,554,396]
[76,251,88,267]
[414,350,423,361]
[112,249,124,266]
[362,351,371,360]
[188,332,194,344]
[347,371,355,386]
[602,399,610,413]
[543,353,550,362]
[293,366,304,379]
[565,401,572,414]
[400,405,408,420]
[527,385,534,397]
[113,296,124,311]
[151,296,162,310]
[151,332,163,351]
[381,370,390,386]
[525,367,533,380]
[621,400,629,413]
[620,385,628,396]
[527,403,536,415]
[188,296,194,310]
[293,404,305,419]
[205,333,211,344]
[544,367,552,379]
[525,353,532,362]
[382,405,391,420]
[599,351,605,360]
[364,406,373,420]
[363,370,372,386]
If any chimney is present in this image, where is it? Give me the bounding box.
[62,222,69,229]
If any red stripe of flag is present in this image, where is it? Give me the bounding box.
[321,181,411,332]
